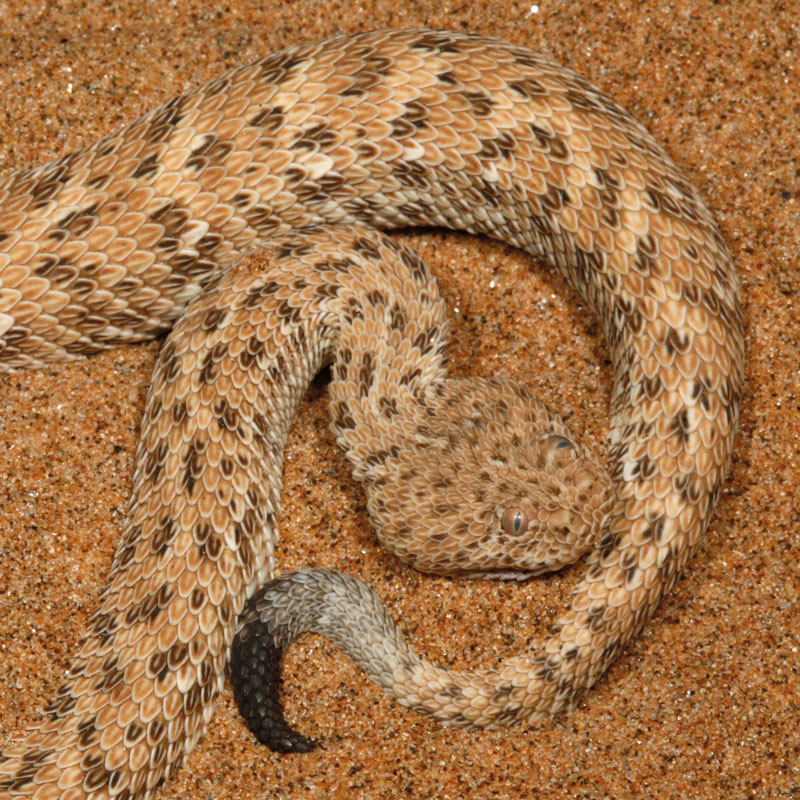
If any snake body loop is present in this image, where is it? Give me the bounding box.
[0,29,743,799]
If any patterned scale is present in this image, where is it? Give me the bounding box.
[0,30,743,799]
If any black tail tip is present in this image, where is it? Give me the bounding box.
[231,620,317,754]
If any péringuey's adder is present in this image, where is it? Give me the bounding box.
[0,29,743,799]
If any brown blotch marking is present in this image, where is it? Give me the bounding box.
[495,130,518,158]
[389,303,407,332]
[198,346,222,384]
[147,717,167,746]
[157,340,182,382]
[181,438,207,495]
[621,549,638,573]
[165,641,188,673]
[148,649,169,682]
[124,720,145,747]
[93,657,125,692]
[274,298,302,325]
[86,172,112,190]
[143,441,170,485]
[657,543,679,583]
[257,49,306,82]
[141,93,188,145]
[676,474,702,505]
[131,152,162,180]
[463,89,494,118]
[533,655,560,684]
[666,327,691,355]
[238,336,267,371]
[390,114,416,140]
[700,288,722,317]
[398,366,422,387]
[642,374,663,401]
[379,396,398,418]
[122,591,162,626]
[412,326,438,356]
[55,202,100,236]
[586,603,607,633]
[20,748,53,767]
[200,530,224,561]
[169,250,217,280]
[83,765,112,793]
[396,245,430,283]
[411,30,462,54]
[595,167,622,207]
[403,99,430,130]
[541,184,569,214]
[478,137,502,161]
[45,691,79,720]
[342,51,393,96]
[150,199,191,242]
[565,85,610,115]
[243,204,282,234]
[392,159,432,190]
[598,530,621,560]
[171,399,188,426]
[89,609,120,641]
[27,150,81,207]
[76,715,99,748]
[599,640,622,672]
[213,397,243,436]
[494,707,525,725]
[510,77,548,98]
[625,307,646,338]
[251,411,271,440]
[156,582,175,611]
[1,324,31,350]
[573,246,604,284]
[357,351,375,398]
[115,539,138,571]
[290,121,336,153]
[669,408,692,442]
[644,185,682,217]
[365,288,387,309]
[636,454,657,481]
[331,400,356,432]
[249,104,285,133]
[188,586,206,615]
[647,516,666,543]
[187,133,236,165]
[242,279,279,308]
[198,660,214,694]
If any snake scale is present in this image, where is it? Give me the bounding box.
[0,29,743,799]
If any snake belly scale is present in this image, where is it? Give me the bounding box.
[0,29,743,799]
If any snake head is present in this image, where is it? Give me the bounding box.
[364,377,615,578]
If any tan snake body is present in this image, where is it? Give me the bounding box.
[0,29,743,799]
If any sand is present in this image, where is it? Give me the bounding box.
[0,1,797,798]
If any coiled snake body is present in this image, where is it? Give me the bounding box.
[0,29,743,799]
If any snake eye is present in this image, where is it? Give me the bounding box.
[547,434,573,450]
[501,507,528,536]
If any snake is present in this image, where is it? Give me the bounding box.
[0,28,743,799]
